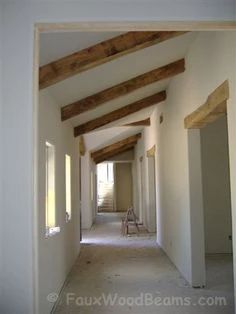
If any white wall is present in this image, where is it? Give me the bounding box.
[81,153,96,229]
[201,116,232,254]
[0,1,235,313]
[147,156,157,232]
[154,32,236,286]
[134,142,143,221]
[1,4,35,313]
[0,3,3,307]
[81,153,92,229]
[187,129,205,286]
[132,159,139,217]
[37,90,80,313]
[135,109,159,231]
[134,32,236,288]
[9,0,236,21]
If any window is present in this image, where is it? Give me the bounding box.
[97,163,114,183]
[91,171,94,201]
[45,142,59,236]
[65,154,72,222]
[107,163,114,182]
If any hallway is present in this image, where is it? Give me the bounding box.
[53,213,234,314]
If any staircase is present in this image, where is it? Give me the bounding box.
[97,182,114,212]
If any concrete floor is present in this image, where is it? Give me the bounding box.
[53,213,234,314]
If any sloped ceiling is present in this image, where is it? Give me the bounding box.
[39,31,197,151]
[84,126,144,151]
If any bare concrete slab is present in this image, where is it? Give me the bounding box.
[53,213,234,314]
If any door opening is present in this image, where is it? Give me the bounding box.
[97,162,114,212]
[147,154,157,233]
[200,116,233,290]
[186,81,233,297]
[139,157,146,226]
[114,162,133,212]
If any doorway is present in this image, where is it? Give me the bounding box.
[139,157,146,226]
[97,162,115,212]
[186,80,233,293]
[147,154,157,233]
[200,116,233,289]
[114,162,133,212]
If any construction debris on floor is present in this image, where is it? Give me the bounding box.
[53,213,234,314]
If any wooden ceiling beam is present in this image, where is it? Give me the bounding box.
[91,133,141,160]
[94,143,137,162]
[74,91,166,137]
[124,118,151,126]
[94,145,135,164]
[39,31,188,89]
[62,59,184,120]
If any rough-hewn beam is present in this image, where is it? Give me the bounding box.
[62,59,184,120]
[74,91,166,136]
[39,31,188,89]
[94,145,135,164]
[146,145,156,157]
[91,133,141,160]
[124,118,151,126]
[184,80,229,129]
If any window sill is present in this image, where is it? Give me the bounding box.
[45,226,60,238]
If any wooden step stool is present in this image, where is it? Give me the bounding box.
[121,207,139,236]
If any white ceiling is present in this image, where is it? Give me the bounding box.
[39,31,197,152]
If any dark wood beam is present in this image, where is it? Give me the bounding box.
[91,133,141,160]
[124,118,151,126]
[62,59,184,120]
[94,145,135,164]
[74,91,166,137]
[39,31,188,89]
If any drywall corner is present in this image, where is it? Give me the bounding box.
[0,2,3,307]
[81,153,93,229]
[188,129,206,287]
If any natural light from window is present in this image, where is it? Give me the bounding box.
[65,154,72,222]
[45,142,57,236]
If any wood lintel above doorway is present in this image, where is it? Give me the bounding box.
[147,145,156,158]
[184,80,229,129]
